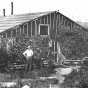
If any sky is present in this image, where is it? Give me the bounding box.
[0,0,88,22]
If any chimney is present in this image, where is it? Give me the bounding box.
[3,9,5,17]
[11,2,13,15]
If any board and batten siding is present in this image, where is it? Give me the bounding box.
[0,11,88,62]
[1,11,87,39]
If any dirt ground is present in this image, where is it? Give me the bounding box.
[0,68,64,88]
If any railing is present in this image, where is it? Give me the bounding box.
[9,60,49,70]
[64,60,83,66]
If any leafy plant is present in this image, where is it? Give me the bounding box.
[61,66,88,88]
[56,25,88,60]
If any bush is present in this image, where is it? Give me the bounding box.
[56,25,88,60]
[0,34,54,72]
[0,48,10,72]
[61,66,88,88]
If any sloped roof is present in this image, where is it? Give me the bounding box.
[0,11,54,32]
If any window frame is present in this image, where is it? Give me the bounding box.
[39,24,49,36]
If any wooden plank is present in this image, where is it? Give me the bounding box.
[71,22,72,28]
[48,14,50,24]
[32,21,35,36]
[59,14,60,24]
[11,30,12,38]
[28,22,31,37]
[74,23,76,27]
[45,16,47,24]
[23,25,24,34]
[54,41,55,60]
[1,34,3,38]
[57,12,59,27]
[24,23,27,36]
[20,25,23,34]
[85,31,87,36]
[12,29,16,37]
[40,17,42,24]
[7,30,11,38]
[50,14,51,31]
[65,18,68,26]
[35,20,37,36]
[53,12,55,29]
[2,33,4,38]
[47,15,48,24]
[2,32,6,38]
[31,22,32,36]
[57,42,59,62]
[55,53,57,62]
[50,13,55,39]
[54,12,56,36]
[16,28,17,36]
[64,18,66,25]
[56,13,58,38]
[16,27,20,35]
[61,16,63,25]
[41,17,44,24]
[19,27,21,34]
[44,17,45,24]
[67,20,69,26]
[36,19,40,35]
[69,20,71,28]
[27,23,28,37]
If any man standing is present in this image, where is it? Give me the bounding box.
[23,46,33,71]
[34,48,41,70]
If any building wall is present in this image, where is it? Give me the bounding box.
[0,11,88,62]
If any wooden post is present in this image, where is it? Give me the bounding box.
[67,20,69,26]
[64,18,66,25]
[6,32,7,38]
[31,22,32,37]
[40,17,42,24]
[57,42,61,63]
[11,30,12,38]
[16,28,17,36]
[59,14,60,25]
[61,16,63,24]
[65,19,68,26]
[54,41,55,61]
[1,34,3,38]
[44,17,45,24]
[47,15,48,24]
[71,22,72,28]
[55,13,58,38]
[27,23,28,37]
[50,14,51,31]
[53,12,55,29]
[35,20,37,36]
[23,25,24,35]
[19,27,21,34]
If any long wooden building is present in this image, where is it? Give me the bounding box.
[0,10,87,62]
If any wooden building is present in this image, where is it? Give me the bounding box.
[0,10,87,62]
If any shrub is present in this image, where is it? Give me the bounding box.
[56,25,88,60]
[61,66,88,88]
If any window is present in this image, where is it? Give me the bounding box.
[39,24,49,35]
